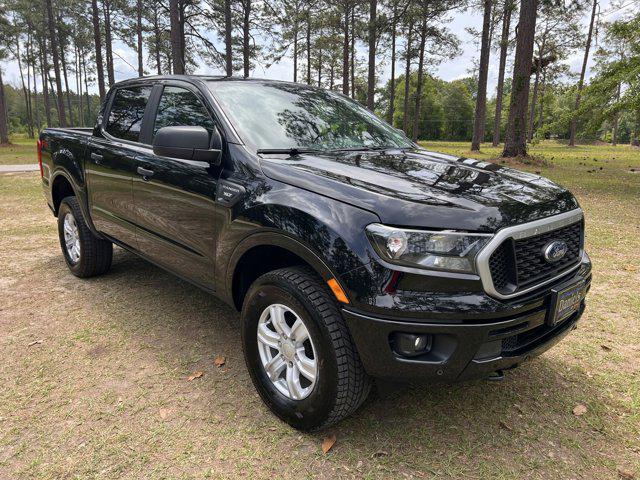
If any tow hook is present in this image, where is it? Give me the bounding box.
[487,370,505,381]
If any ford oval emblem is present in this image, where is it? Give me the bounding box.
[543,241,568,263]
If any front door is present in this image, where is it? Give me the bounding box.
[87,85,154,249]
[132,85,220,289]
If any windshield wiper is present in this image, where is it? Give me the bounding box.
[330,146,408,152]
[256,148,325,155]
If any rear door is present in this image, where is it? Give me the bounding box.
[86,85,154,249]
[131,83,221,289]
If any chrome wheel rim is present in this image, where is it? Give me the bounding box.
[63,213,81,264]
[257,304,318,400]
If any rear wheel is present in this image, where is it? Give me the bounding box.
[241,266,371,431]
[57,196,113,278]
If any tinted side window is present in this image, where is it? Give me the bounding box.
[153,86,215,137]
[105,86,152,142]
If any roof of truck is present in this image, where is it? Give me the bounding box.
[112,75,291,87]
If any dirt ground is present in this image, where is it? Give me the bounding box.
[1,142,638,479]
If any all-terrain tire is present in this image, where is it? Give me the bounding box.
[57,196,113,278]
[241,266,371,431]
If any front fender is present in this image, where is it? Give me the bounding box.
[215,180,380,304]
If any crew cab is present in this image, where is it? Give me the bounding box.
[39,76,591,430]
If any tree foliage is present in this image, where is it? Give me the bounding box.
[0,0,636,147]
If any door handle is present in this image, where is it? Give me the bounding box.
[90,152,103,164]
[136,166,155,180]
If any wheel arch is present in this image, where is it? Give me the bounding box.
[225,232,343,311]
[51,172,78,215]
[50,169,101,238]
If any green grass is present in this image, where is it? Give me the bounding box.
[0,141,639,479]
[0,136,38,165]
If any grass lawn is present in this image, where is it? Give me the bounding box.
[0,136,37,166]
[0,140,638,479]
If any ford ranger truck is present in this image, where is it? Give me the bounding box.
[39,76,591,431]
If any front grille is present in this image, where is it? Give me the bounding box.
[488,241,515,291]
[489,220,583,295]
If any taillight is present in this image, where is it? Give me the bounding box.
[37,139,44,177]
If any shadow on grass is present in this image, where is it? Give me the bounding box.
[39,246,626,476]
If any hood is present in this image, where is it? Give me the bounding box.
[258,148,579,232]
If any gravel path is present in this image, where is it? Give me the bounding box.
[0,164,39,173]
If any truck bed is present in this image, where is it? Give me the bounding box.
[44,127,94,136]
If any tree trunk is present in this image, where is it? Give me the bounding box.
[402,21,413,134]
[632,109,640,147]
[27,34,38,133]
[45,0,67,127]
[568,0,597,147]
[170,0,185,74]
[366,0,377,110]
[293,27,298,82]
[15,36,34,138]
[83,51,92,122]
[350,7,355,98]
[179,1,186,68]
[306,12,312,84]
[40,39,52,127]
[492,0,512,146]
[318,27,323,86]
[137,0,144,76]
[153,9,162,74]
[61,51,73,127]
[536,66,547,132]
[527,70,540,142]
[91,0,106,100]
[387,7,396,124]
[103,0,115,86]
[502,0,538,157]
[48,73,59,121]
[411,19,426,142]
[58,22,74,126]
[0,68,9,144]
[330,63,334,89]
[471,0,492,150]
[31,37,41,132]
[242,0,251,77]
[224,0,233,75]
[342,3,349,95]
[612,82,621,145]
[527,35,546,142]
[75,42,84,127]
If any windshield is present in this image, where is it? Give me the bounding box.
[208,80,413,152]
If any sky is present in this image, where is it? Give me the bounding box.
[0,0,632,96]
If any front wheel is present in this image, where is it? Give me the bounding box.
[241,266,371,431]
[57,196,113,278]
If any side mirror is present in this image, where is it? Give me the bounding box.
[153,126,222,165]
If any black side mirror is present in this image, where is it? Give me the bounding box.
[153,126,222,165]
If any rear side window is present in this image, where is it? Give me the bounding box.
[105,86,152,142]
[153,86,215,137]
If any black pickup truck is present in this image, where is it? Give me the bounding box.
[39,75,591,430]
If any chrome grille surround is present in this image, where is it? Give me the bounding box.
[476,209,585,300]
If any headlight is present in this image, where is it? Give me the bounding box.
[365,224,493,274]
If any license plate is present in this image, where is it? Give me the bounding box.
[549,280,586,326]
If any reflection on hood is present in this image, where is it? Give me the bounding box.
[259,148,579,232]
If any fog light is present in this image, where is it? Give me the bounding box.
[393,333,433,357]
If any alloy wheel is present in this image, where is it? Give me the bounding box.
[256,303,318,400]
[63,212,81,264]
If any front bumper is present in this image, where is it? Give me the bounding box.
[343,270,591,382]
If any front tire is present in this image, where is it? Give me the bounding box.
[241,266,371,431]
[57,196,113,278]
